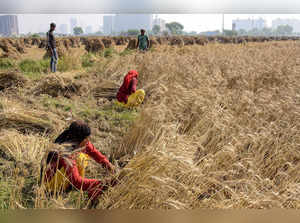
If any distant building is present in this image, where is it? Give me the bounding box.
[200,30,221,36]
[59,24,68,34]
[114,14,153,33]
[232,23,236,31]
[153,16,166,31]
[103,14,154,35]
[0,15,19,36]
[70,18,77,34]
[232,18,266,31]
[99,25,104,33]
[272,19,300,33]
[85,26,93,34]
[103,16,115,35]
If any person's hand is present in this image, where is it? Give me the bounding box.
[79,138,89,148]
[108,163,116,174]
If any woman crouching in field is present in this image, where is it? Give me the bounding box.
[40,121,116,208]
[116,70,145,108]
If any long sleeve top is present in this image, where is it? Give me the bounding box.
[44,141,112,200]
[117,77,138,103]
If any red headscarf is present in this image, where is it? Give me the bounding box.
[123,70,138,90]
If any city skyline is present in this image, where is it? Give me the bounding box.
[2,14,300,35]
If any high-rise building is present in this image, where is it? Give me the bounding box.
[114,14,153,33]
[103,14,154,35]
[70,18,77,34]
[103,16,115,35]
[232,23,236,31]
[272,19,300,33]
[59,24,68,34]
[232,18,266,31]
[0,15,19,36]
[99,25,104,33]
[153,16,166,31]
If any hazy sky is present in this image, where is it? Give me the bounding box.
[15,14,300,34]
[2,0,300,33]
[2,0,300,13]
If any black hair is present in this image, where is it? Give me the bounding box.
[54,120,91,144]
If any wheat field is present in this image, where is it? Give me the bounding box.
[1,39,300,209]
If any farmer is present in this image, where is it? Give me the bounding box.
[136,29,150,52]
[46,22,58,73]
[116,70,145,108]
[41,120,115,208]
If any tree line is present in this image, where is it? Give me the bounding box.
[21,23,299,38]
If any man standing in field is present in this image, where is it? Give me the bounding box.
[46,22,58,73]
[136,29,150,52]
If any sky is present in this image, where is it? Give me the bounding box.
[2,0,300,14]
[14,14,300,34]
[2,0,300,34]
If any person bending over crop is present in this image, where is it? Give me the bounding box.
[116,70,145,108]
[41,120,115,208]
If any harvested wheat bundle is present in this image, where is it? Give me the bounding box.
[62,38,71,50]
[0,98,60,134]
[0,39,12,53]
[182,37,195,46]
[84,38,105,53]
[38,39,47,49]
[155,37,168,45]
[33,75,83,98]
[0,71,28,91]
[22,38,32,47]
[8,39,26,54]
[31,38,41,46]
[195,37,209,46]
[0,112,54,134]
[170,37,184,46]
[126,39,137,50]
[0,130,51,163]
[101,38,113,48]
[0,39,20,59]
[113,37,126,46]
[92,79,119,100]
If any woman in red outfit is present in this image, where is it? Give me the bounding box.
[117,70,139,104]
[116,70,145,108]
[41,121,115,208]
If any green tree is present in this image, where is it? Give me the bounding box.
[224,29,238,37]
[166,22,184,35]
[31,33,40,38]
[261,27,272,36]
[127,29,140,36]
[73,27,84,35]
[94,31,103,35]
[162,30,169,36]
[275,25,293,36]
[152,25,161,35]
